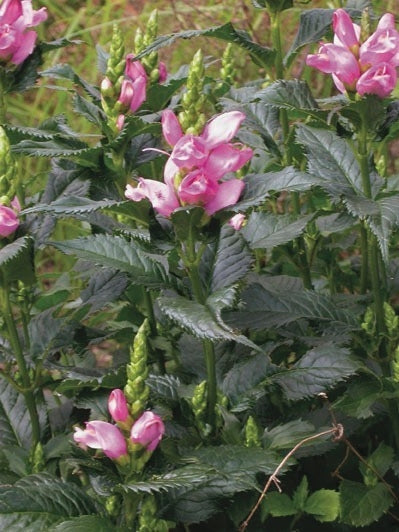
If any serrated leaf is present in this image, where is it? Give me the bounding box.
[242,212,313,249]
[51,235,170,288]
[49,515,116,532]
[157,293,257,349]
[261,492,296,520]
[210,225,252,291]
[0,236,35,285]
[28,308,77,360]
[304,489,340,522]
[0,380,33,448]
[369,194,399,264]
[23,197,123,216]
[227,283,359,330]
[0,473,97,530]
[135,23,275,68]
[256,80,322,121]
[41,64,99,100]
[272,344,362,400]
[53,365,126,393]
[263,420,316,450]
[340,481,394,527]
[293,476,309,510]
[146,374,181,402]
[359,443,394,487]
[237,167,323,210]
[287,9,334,60]
[333,378,382,419]
[79,269,129,313]
[73,93,105,126]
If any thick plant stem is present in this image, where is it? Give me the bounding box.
[2,286,40,446]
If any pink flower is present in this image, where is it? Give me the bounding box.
[0,0,47,65]
[125,110,252,217]
[357,62,397,98]
[0,204,19,237]
[228,213,245,230]
[130,411,165,452]
[108,389,130,423]
[125,180,179,217]
[73,420,127,460]
[306,9,399,98]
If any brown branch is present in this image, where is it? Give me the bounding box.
[238,424,343,532]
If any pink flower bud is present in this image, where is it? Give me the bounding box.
[73,420,127,460]
[228,213,245,231]
[161,109,183,147]
[116,114,125,131]
[130,411,165,452]
[0,204,19,237]
[0,0,47,65]
[158,61,167,83]
[125,54,147,81]
[118,79,135,109]
[108,389,129,423]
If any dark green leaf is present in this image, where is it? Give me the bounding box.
[54,365,126,393]
[72,94,105,126]
[272,345,363,400]
[359,443,394,487]
[339,480,394,527]
[49,516,116,532]
[263,420,317,450]
[287,9,333,60]
[0,236,35,285]
[51,235,171,288]
[135,23,275,68]
[23,197,123,216]
[304,489,340,522]
[242,212,313,249]
[0,380,33,448]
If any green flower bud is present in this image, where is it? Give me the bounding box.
[105,495,120,517]
[392,345,399,382]
[0,126,16,197]
[384,302,399,337]
[178,50,206,134]
[134,28,145,55]
[30,442,44,473]
[245,416,261,448]
[138,496,170,532]
[105,25,126,85]
[361,306,375,335]
[220,43,236,86]
[124,319,150,420]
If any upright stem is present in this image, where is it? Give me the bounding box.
[2,285,40,446]
[184,238,217,431]
[141,287,165,374]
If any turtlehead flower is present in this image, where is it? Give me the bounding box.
[125,110,252,217]
[0,196,20,238]
[108,389,130,423]
[130,411,165,452]
[0,0,47,65]
[73,420,127,460]
[306,9,399,98]
[115,54,147,130]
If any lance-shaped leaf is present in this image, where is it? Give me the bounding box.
[368,194,399,264]
[271,344,363,400]
[227,282,359,330]
[236,167,323,210]
[0,236,35,285]
[51,234,170,288]
[135,23,275,68]
[242,212,313,249]
[210,225,252,291]
[0,473,97,530]
[49,515,115,531]
[157,293,258,349]
[23,197,123,216]
[0,380,34,448]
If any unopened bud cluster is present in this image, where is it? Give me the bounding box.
[178,49,207,135]
[0,127,20,239]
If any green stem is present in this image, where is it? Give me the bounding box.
[142,287,165,374]
[359,223,368,294]
[358,110,387,354]
[124,492,140,529]
[183,238,217,431]
[2,285,40,446]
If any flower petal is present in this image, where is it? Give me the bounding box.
[204,179,245,215]
[204,143,253,180]
[162,110,183,147]
[201,111,246,149]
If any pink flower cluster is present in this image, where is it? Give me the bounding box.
[0,0,47,66]
[0,196,20,237]
[306,9,399,98]
[73,389,165,460]
[125,110,252,217]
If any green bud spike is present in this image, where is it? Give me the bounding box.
[105,25,126,85]
[384,302,399,337]
[134,28,145,55]
[191,380,207,433]
[360,8,371,45]
[0,126,16,197]
[361,306,375,335]
[245,416,261,448]
[178,50,206,134]
[105,495,120,517]
[220,43,236,86]
[144,10,159,47]
[138,496,170,532]
[124,319,150,420]
[30,442,45,473]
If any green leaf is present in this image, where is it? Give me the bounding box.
[0,473,97,531]
[228,282,359,330]
[237,167,323,210]
[23,197,123,216]
[28,308,76,360]
[157,293,258,349]
[339,480,394,527]
[0,380,33,448]
[210,225,252,291]
[287,9,333,60]
[359,443,394,487]
[263,420,317,450]
[293,476,309,511]
[49,516,116,532]
[256,80,323,121]
[51,235,171,288]
[0,236,35,285]
[242,212,313,249]
[261,492,296,520]
[146,374,181,402]
[54,365,126,393]
[369,194,399,264]
[72,94,105,126]
[135,23,275,68]
[80,269,128,314]
[333,378,383,419]
[272,344,362,400]
[304,489,340,522]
